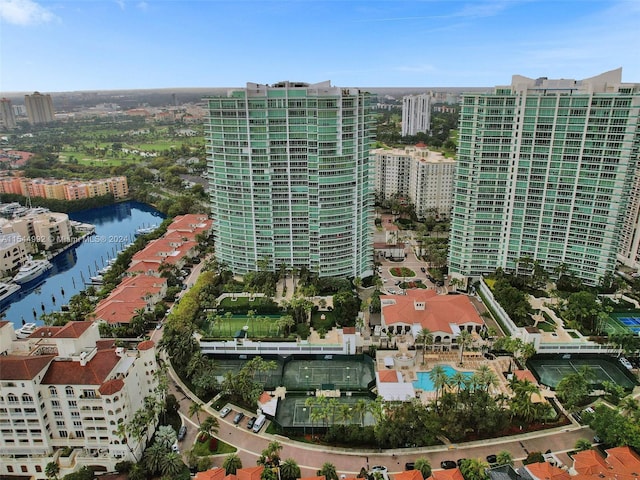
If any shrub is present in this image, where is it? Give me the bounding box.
[209,437,218,451]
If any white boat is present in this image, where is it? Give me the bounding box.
[13,259,53,285]
[0,282,20,303]
[16,322,37,339]
[89,275,104,285]
[135,224,157,236]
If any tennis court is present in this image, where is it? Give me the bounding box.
[281,357,375,391]
[608,312,640,335]
[213,358,284,390]
[275,395,376,428]
[528,355,637,389]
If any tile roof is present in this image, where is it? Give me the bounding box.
[378,370,401,383]
[236,466,263,480]
[514,370,538,384]
[41,349,120,385]
[195,468,226,480]
[428,468,464,480]
[381,290,482,333]
[394,470,423,480]
[524,462,570,480]
[99,378,124,395]
[137,340,154,351]
[52,321,93,338]
[0,355,55,380]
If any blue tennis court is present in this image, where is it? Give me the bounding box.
[618,316,640,333]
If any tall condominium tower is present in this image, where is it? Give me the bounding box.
[24,92,54,125]
[0,98,16,129]
[205,81,374,278]
[401,93,431,136]
[449,68,640,286]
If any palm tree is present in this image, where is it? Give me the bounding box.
[188,402,203,425]
[143,442,166,475]
[354,398,368,427]
[317,462,338,480]
[496,450,513,466]
[456,329,474,366]
[280,458,301,480]
[45,462,60,480]
[413,458,431,478]
[459,458,489,480]
[263,440,283,467]
[199,415,219,439]
[575,438,592,452]
[450,371,466,406]
[475,364,498,394]
[160,452,186,477]
[154,424,177,449]
[223,453,243,474]
[416,328,433,364]
[429,365,447,408]
[619,396,640,417]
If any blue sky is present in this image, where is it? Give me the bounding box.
[1,0,639,92]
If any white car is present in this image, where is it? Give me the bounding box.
[220,406,232,418]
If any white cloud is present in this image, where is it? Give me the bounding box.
[0,0,57,25]
[115,0,125,10]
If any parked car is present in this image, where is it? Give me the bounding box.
[440,460,456,470]
[420,267,426,273]
[233,412,245,424]
[486,454,497,464]
[404,463,415,471]
[178,425,187,441]
[171,442,179,453]
[247,416,257,429]
[456,458,466,467]
[220,406,231,418]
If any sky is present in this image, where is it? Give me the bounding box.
[1,0,639,92]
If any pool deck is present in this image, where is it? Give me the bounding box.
[376,349,515,403]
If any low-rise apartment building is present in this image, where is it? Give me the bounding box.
[0,321,159,479]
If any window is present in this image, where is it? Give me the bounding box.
[49,387,57,397]
[65,386,74,397]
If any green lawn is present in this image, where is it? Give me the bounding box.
[311,310,336,332]
[191,435,236,456]
[204,314,286,338]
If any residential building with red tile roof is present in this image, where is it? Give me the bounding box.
[94,275,167,325]
[571,446,640,479]
[195,468,226,480]
[394,469,424,480]
[235,465,264,480]
[0,322,159,478]
[380,289,484,349]
[427,467,464,480]
[523,461,570,480]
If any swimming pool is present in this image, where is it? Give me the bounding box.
[413,365,474,391]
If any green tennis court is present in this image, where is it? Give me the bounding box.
[281,357,375,391]
[276,395,377,428]
[528,355,636,389]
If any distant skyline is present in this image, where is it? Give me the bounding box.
[1,0,639,93]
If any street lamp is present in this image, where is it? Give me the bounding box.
[302,407,307,436]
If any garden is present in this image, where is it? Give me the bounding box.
[389,266,415,277]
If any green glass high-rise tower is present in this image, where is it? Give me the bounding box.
[205,81,374,278]
[449,69,640,286]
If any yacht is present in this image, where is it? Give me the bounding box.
[135,224,157,236]
[13,259,53,285]
[0,282,20,303]
[16,322,37,339]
